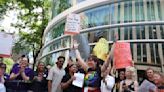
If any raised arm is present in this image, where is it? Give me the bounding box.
[101,43,115,73]
[73,41,88,71]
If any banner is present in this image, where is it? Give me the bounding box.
[64,14,80,35]
[114,42,133,69]
[0,32,13,58]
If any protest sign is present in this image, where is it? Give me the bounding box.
[138,79,157,92]
[0,32,13,58]
[65,13,80,35]
[72,72,84,88]
[114,42,133,69]
[93,38,109,61]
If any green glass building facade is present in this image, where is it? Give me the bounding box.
[39,0,164,75]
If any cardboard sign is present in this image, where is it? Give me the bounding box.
[0,32,13,58]
[114,42,133,69]
[64,14,80,35]
[93,38,109,61]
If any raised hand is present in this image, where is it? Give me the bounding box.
[72,40,79,49]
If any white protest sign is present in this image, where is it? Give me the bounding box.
[64,13,80,35]
[138,79,157,92]
[0,32,13,57]
[72,72,84,88]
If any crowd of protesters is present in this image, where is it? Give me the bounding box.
[0,41,163,92]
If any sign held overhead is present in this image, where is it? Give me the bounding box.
[65,13,81,35]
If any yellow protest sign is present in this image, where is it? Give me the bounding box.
[93,38,109,61]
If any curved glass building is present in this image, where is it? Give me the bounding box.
[39,0,164,78]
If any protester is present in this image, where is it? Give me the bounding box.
[61,63,82,92]
[153,72,164,92]
[73,40,115,92]
[65,57,73,73]
[10,55,26,73]
[138,68,156,92]
[115,70,125,92]
[47,56,66,92]
[0,63,7,92]
[7,57,34,92]
[31,62,48,92]
[119,66,138,92]
[146,68,154,83]
[100,67,115,92]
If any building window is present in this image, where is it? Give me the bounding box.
[149,26,158,39]
[117,4,121,23]
[149,26,153,39]
[147,1,155,21]
[141,26,145,39]
[135,0,144,22]
[143,44,147,62]
[137,43,141,62]
[157,0,162,20]
[160,26,164,39]
[130,27,133,39]
[136,26,141,39]
[150,43,155,64]
[124,1,132,23]
[124,27,129,40]
[110,4,115,24]
[84,5,110,28]
[155,44,161,64]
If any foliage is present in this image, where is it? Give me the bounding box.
[0,0,8,20]
[2,0,51,66]
[1,0,70,67]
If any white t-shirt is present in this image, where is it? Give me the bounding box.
[101,75,115,92]
[47,65,65,92]
[0,83,6,92]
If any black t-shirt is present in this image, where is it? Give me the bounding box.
[158,86,164,92]
[31,71,48,92]
[61,73,82,92]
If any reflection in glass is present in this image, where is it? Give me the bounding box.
[82,5,110,28]
[124,1,132,23]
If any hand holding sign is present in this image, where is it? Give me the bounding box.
[72,72,84,88]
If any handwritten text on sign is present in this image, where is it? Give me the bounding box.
[65,14,80,35]
[114,42,133,69]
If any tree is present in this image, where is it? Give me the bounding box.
[1,0,70,68]
[10,0,51,67]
